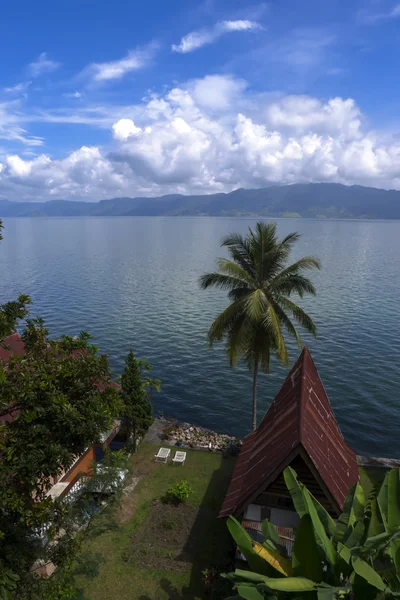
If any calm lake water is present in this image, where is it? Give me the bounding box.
[1,217,400,458]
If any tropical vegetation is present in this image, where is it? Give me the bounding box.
[120,349,160,451]
[225,466,400,599]
[200,221,320,430]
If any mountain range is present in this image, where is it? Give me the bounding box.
[1,183,400,219]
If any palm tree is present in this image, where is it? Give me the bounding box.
[200,222,320,431]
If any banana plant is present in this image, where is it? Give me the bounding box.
[224,467,400,599]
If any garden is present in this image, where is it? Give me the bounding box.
[75,442,237,600]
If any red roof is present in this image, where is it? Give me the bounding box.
[0,332,25,365]
[219,346,358,517]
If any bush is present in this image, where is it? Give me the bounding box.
[163,480,193,505]
[160,518,177,530]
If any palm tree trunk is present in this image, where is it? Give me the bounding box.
[252,361,258,431]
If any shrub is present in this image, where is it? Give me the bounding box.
[163,480,193,505]
[160,518,177,530]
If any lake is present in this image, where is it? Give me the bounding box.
[1,217,400,458]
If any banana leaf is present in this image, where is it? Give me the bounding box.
[292,514,323,582]
[378,472,389,531]
[284,467,307,517]
[334,482,365,544]
[351,555,386,591]
[366,496,385,539]
[227,517,278,577]
[303,486,337,566]
[344,520,366,552]
[233,569,318,591]
[261,576,318,592]
[388,469,400,534]
[316,583,352,600]
[252,541,292,576]
[284,467,335,537]
[337,541,351,564]
[261,518,287,555]
[237,584,265,600]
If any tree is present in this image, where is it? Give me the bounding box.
[200,222,320,431]
[0,316,121,598]
[226,466,400,599]
[120,350,160,450]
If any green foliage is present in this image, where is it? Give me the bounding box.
[225,466,400,599]
[200,222,320,430]
[160,519,177,530]
[0,311,121,598]
[163,480,193,505]
[120,349,160,450]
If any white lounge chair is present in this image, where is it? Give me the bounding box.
[172,451,186,466]
[155,448,170,463]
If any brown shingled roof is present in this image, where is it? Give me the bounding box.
[219,346,358,518]
[0,332,25,365]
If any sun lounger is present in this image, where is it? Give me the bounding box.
[154,448,170,463]
[172,451,186,466]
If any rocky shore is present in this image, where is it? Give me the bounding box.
[144,417,241,455]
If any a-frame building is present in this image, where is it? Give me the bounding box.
[219,347,358,533]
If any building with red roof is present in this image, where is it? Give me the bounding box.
[0,331,123,500]
[219,347,358,550]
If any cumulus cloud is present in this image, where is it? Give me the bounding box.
[2,75,400,200]
[172,20,261,53]
[83,45,157,84]
[29,52,61,77]
[112,118,142,140]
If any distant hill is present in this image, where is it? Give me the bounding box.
[1,183,400,219]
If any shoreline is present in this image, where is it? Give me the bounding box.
[145,418,400,467]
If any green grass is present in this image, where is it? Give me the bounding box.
[74,443,236,600]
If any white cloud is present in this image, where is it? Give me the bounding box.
[358,2,400,23]
[64,90,82,99]
[2,75,400,200]
[0,101,44,147]
[29,52,61,77]
[172,20,262,53]
[189,75,247,109]
[112,118,142,140]
[4,81,31,94]
[266,96,362,138]
[83,46,156,84]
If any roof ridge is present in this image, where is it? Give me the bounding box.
[298,346,307,445]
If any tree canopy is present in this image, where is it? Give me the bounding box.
[0,220,122,597]
[200,222,320,430]
[120,349,160,450]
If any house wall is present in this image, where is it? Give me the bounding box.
[62,447,96,483]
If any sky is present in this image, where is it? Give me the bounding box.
[1,0,400,201]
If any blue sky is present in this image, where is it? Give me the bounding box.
[1,0,400,201]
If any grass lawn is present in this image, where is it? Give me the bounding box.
[75,443,236,600]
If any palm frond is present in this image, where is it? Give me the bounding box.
[225,314,254,367]
[280,231,301,247]
[216,258,254,286]
[264,303,289,366]
[243,324,271,373]
[270,256,321,286]
[269,300,302,350]
[272,274,317,297]
[244,289,269,321]
[277,297,317,336]
[207,298,246,346]
[199,272,246,291]
[220,232,256,277]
